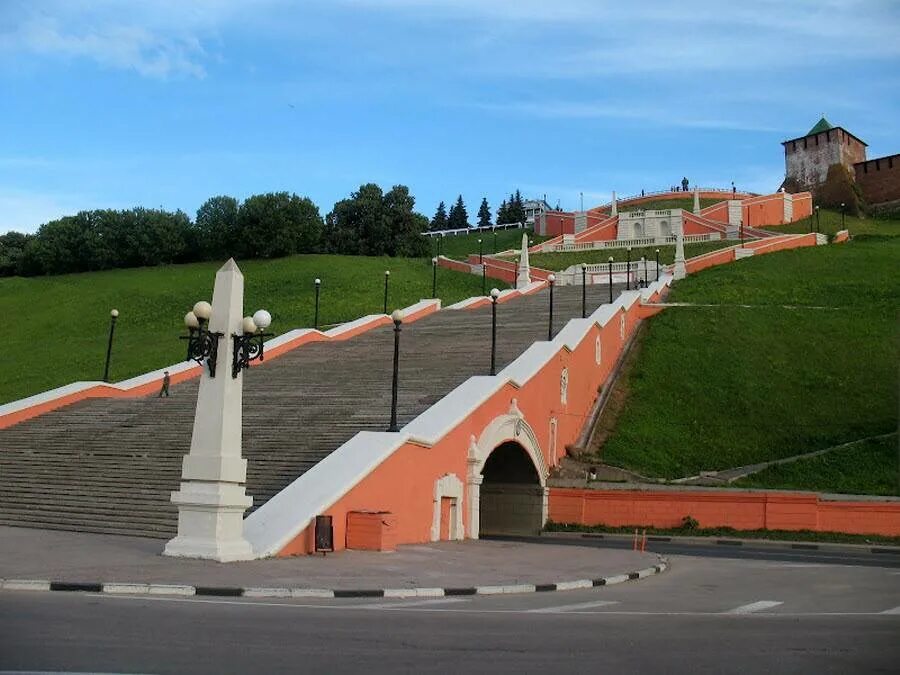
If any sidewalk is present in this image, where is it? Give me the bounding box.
[0,526,659,594]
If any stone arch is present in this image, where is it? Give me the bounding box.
[431,473,464,542]
[659,219,671,237]
[465,401,549,539]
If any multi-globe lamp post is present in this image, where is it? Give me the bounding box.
[181,300,272,378]
[102,309,119,383]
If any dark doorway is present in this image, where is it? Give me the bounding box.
[479,441,544,536]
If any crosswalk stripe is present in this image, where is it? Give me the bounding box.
[726,601,784,614]
[527,600,619,614]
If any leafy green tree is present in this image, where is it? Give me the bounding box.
[0,232,32,276]
[195,195,240,260]
[477,198,492,228]
[237,192,323,259]
[447,194,468,229]
[431,201,448,231]
[30,212,114,274]
[326,183,430,257]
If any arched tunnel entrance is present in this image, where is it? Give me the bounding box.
[478,441,545,536]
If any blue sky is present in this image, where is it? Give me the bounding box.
[1,0,898,234]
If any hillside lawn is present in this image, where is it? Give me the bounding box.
[768,208,900,238]
[431,227,547,259]
[524,240,737,272]
[612,197,722,213]
[735,435,899,497]
[0,255,498,405]
[596,231,899,494]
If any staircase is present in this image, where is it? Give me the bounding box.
[0,285,626,539]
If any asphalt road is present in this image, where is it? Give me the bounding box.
[2,553,899,674]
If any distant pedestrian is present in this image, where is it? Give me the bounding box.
[682,177,689,192]
[641,189,645,197]
[158,371,171,397]
[732,181,736,198]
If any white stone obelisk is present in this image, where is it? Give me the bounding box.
[165,259,254,562]
[693,187,701,214]
[673,217,687,280]
[610,191,618,216]
[516,233,531,289]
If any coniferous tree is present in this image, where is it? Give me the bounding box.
[477,198,492,228]
[447,194,468,229]
[513,189,526,224]
[431,201,448,231]
[497,199,509,225]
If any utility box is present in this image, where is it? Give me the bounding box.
[346,511,398,551]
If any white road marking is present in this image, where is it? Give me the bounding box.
[528,600,619,614]
[354,598,470,609]
[726,601,784,614]
[76,594,900,617]
[880,606,900,615]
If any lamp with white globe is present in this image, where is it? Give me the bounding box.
[231,308,274,378]
[181,299,223,377]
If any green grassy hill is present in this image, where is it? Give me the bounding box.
[433,227,546,259]
[595,224,899,495]
[612,197,721,212]
[524,240,735,271]
[0,254,495,405]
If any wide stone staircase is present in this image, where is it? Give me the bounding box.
[0,284,625,539]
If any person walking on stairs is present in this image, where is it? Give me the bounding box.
[158,371,171,397]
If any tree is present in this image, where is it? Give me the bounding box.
[431,201,448,231]
[496,199,510,225]
[477,198,492,228]
[509,190,526,224]
[447,194,468,230]
[195,195,240,260]
[0,231,32,276]
[325,183,430,257]
[237,192,323,259]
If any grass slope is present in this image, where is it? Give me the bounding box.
[735,435,899,497]
[599,235,899,492]
[432,227,546,259]
[614,197,721,212]
[0,255,494,405]
[768,208,900,238]
[525,240,736,272]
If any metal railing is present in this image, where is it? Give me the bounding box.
[421,221,525,237]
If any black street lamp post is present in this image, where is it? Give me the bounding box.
[481,259,487,296]
[493,230,497,253]
[478,238,483,264]
[841,202,846,229]
[432,257,438,298]
[815,205,820,233]
[655,248,660,282]
[581,262,587,318]
[102,309,119,382]
[626,247,632,290]
[383,270,390,314]
[607,256,613,303]
[314,278,321,330]
[547,274,556,340]
[490,288,500,375]
[642,256,648,288]
[388,310,402,432]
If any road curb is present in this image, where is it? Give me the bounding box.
[541,531,900,555]
[0,559,667,599]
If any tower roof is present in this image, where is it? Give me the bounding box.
[806,116,833,135]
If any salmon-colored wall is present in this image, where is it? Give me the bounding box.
[682,214,720,236]
[574,216,618,243]
[743,196,786,227]
[792,193,813,220]
[543,212,576,237]
[549,488,900,537]
[700,202,729,223]
[277,289,663,556]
